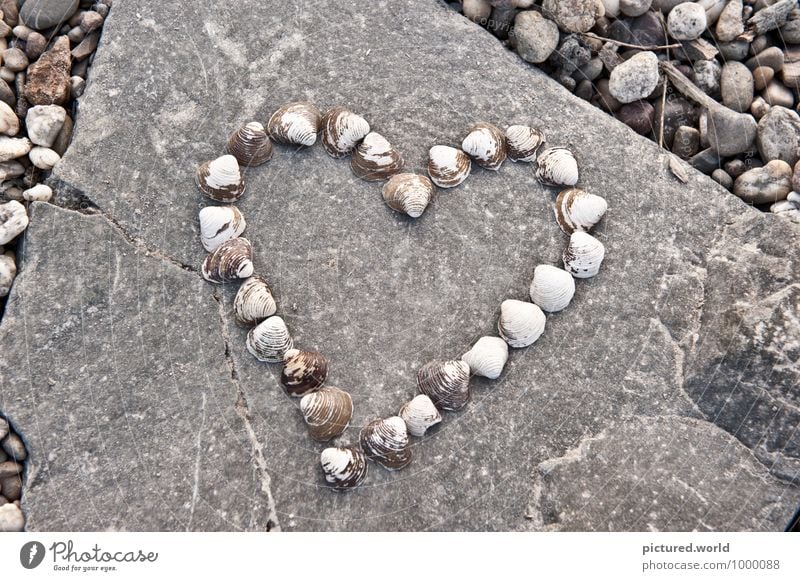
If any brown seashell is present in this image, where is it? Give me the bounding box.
[359,416,412,470]
[266,101,321,146]
[535,147,579,187]
[350,132,404,181]
[198,205,246,252]
[417,359,471,411]
[233,275,277,325]
[227,121,273,166]
[195,154,246,203]
[201,237,254,283]
[321,106,371,158]
[505,125,545,162]
[320,446,368,491]
[281,348,328,397]
[553,188,608,235]
[461,122,507,170]
[427,145,471,188]
[300,386,353,441]
[246,315,293,363]
[382,173,434,218]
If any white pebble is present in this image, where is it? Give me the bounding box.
[22,183,53,202]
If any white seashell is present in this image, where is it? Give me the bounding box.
[300,386,353,441]
[321,107,370,158]
[281,348,328,397]
[382,173,434,218]
[320,446,368,491]
[22,184,53,202]
[350,131,404,181]
[398,394,442,437]
[505,125,544,162]
[360,416,412,470]
[0,161,24,181]
[195,154,245,203]
[461,122,507,170]
[246,315,294,363]
[198,205,246,252]
[535,147,579,187]
[25,105,66,147]
[563,231,605,278]
[0,250,16,297]
[233,275,277,325]
[0,101,19,136]
[0,136,32,161]
[201,237,254,283]
[497,299,546,348]
[461,336,509,379]
[417,359,471,411]
[267,101,321,146]
[227,121,273,166]
[427,145,471,188]
[554,188,608,234]
[0,200,29,245]
[529,264,576,312]
[28,146,60,170]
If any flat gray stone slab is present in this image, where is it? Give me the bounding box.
[0,0,796,530]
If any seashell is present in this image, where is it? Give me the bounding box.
[505,125,544,162]
[535,147,579,187]
[195,154,246,203]
[233,275,276,325]
[321,106,370,158]
[461,336,509,379]
[417,359,471,411]
[300,386,353,441]
[267,101,321,147]
[359,416,412,470]
[227,121,273,166]
[553,188,608,234]
[0,200,29,245]
[461,122,506,170]
[350,132,404,181]
[563,231,605,279]
[320,446,368,491]
[246,315,293,363]
[427,145,471,188]
[201,237,254,283]
[29,146,60,170]
[281,348,328,397]
[398,394,442,437]
[198,205,246,252]
[382,173,434,218]
[529,264,576,312]
[497,299,546,348]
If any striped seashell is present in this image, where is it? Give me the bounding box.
[321,107,370,158]
[535,147,579,187]
[320,446,368,491]
[233,275,276,325]
[398,394,442,437]
[563,231,605,278]
[461,336,509,379]
[267,101,321,146]
[505,125,544,162]
[227,122,273,166]
[461,122,507,170]
[529,264,575,312]
[195,154,246,202]
[417,359,471,411]
[246,315,294,363]
[300,386,353,441]
[201,237,254,283]
[281,348,328,397]
[350,132,404,181]
[382,173,434,218]
[498,299,546,348]
[198,205,246,252]
[427,145,471,188]
[360,416,412,470]
[554,188,608,234]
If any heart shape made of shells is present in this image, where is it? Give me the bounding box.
[195,101,609,491]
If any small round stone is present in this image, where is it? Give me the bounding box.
[608,51,660,104]
[620,0,652,17]
[757,106,800,166]
[751,96,770,120]
[711,168,733,189]
[667,2,708,40]
[1,48,28,72]
[725,158,747,179]
[733,160,793,204]
[617,101,655,134]
[512,10,559,64]
[672,125,700,158]
[0,502,24,531]
[1,433,26,461]
[752,66,774,91]
[720,61,754,113]
[763,81,795,109]
[542,0,597,32]
[693,59,721,96]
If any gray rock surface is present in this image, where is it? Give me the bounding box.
[0,0,798,531]
[19,0,79,31]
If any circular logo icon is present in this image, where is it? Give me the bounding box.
[20,541,46,569]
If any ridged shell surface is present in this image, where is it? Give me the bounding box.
[198,205,246,252]
[535,147,579,187]
[0,200,28,245]
[360,416,412,470]
[320,447,368,491]
[398,394,442,437]
[529,264,576,312]
[382,173,434,218]
[498,299,546,348]
[321,107,370,158]
[350,132,404,181]
[281,348,328,397]
[461,122,506,170]
[201,237,254,283]
[505,125,544,162]
[267,101,321,146]
[195,154,245,202]
[300,386,353,441]
[461,336,509,379]
[227,121,273,166]
[417,359,471,411]
[554,188,608,234]
[427,145,471,188]
[233,275,277,325]
[246,315,294,363]
[563,231,605,278]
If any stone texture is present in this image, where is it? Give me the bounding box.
[512,10,559,64]
[757,106,800,166]
[19,0,79,31]
[24,36,71,106]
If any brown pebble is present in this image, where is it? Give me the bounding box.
[68,9,85,28]
[11,24,30,40]
[1,47,28,72]
[575,79,593,101]
[52,113,74,156]
[616,100,655,135]
[751,96,770,119]
[67,25,86,44]
[1,433,26,461]
[724,159,747,178]
[71,31,99,61]
[752,66,774,91]
[80,10,104,33]
[0,474,20,502]
[25,31,47,61]
[24,36,71,106]
[782,61,800,90]
[763,81,795,108]
[711,168,734,189]
[1,0,19,27]
[0,79,13,107]
[672,126,701,158]
[745,47,784,72]
[0,461,21,479]
[592,78,622,113]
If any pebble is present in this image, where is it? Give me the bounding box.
[1,0,20,27]
[25,104,67,147]
[667,2,708,40]
[672,125,700,157]
[0,79,12,107]
[707,107,758,156]
[711,168,734,189]
[0,160,25,181]
[689,147,722,174]
[1,433,26,461]
[79,9,104,32]
[653,0,685,11]
[608,51,659,103]
[693,59,721,95]
[715,0,744,41]
[655,96,699,148]
[0,474,21,501]
[781,17,800,44]
[620,0,652,17]
[24,31,47,61]
[757,106,800,166]
[67,25,85,44]
[29,146,61,170]
[0,66,14,83]
[52,113,74,156]
[0,136,32,161]
[733,159,793,203]
[720,61,754,113]
[19,0,79,31]
[593,78,622,112]
[575,79,593,100]
[487,5,518,40]
[751,96,770,119]
[763,81,794,108]
[23,183,53,202]
[550,34,591,74]
[71,31,99,61]
[575,57,604,82]
[794,160,800,191]
[25,36,72,106]
[0,446,6,462]
[601,0,621,17]
[0,200,28,244]
[782,62,800,90]
[1,47,28,72]
[541,0,597,33]
[462,0,491,24]
[0,502,24,531]
[746,47,784,72]
[627,11,667,46]
[703,0,727,26]
[70,75,85,99]
[0,252,14,296]
[0,460,21,479]
[617,100,655,134]
[513,10,559,64]
[724,158,747,178]
[717,40,749,61]
[751,66,774,91]
[0,418,7,440]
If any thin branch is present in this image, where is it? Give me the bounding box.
[579,31,682,51]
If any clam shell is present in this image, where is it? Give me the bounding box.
[417,359,471,411]
[498,299,546,348]
[461,336,509,379]
[201,237,254,283]
[0,200,29,246]
[233,275,277,325]
[198,205,246,252]
[461,122,506,170]
[281,348,328,397]
[267,101,321,146]
[300,386,353,441]
[320,446,368,491]
[505,125,544,162]
[398,394,442,437]
[535,147,579,187]
[382,173,434,218]
[227,121,273,166]
[321,107,370,158]
[350,132,404,181]
[360,416,412,470]
[563,231,605,278]
[554,188,608,234]
[246,315,294,363]
[427,145,471,188]
[195,154,246,202]
[529,264,576,312]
